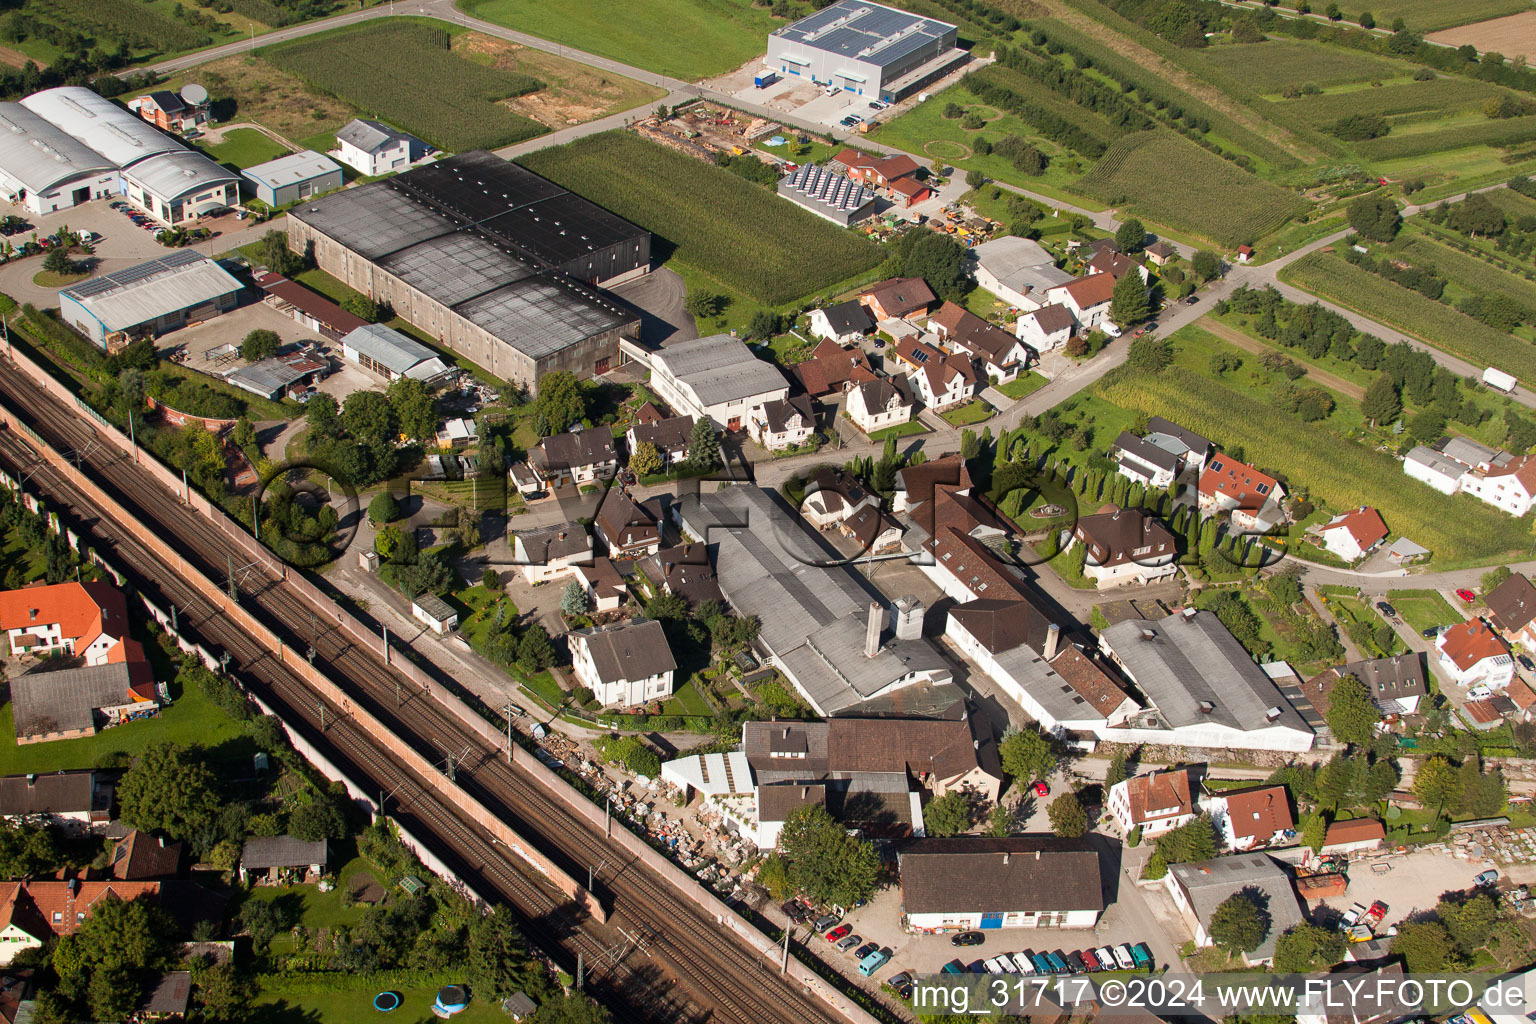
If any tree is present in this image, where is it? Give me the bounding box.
[1391,920,1458,971]
[1209,890,1269,956]
[387,376,436,443]
[42,246,76,275]
[516,624,556,675]
[341,390,398,450]
[239,329,280,362]
[1128,335,1172,373]
[1361,374,1401,426]
[778,804,882,907]
[1302,813,1327,853]
[0,820,60,881]
[999,728,1056,788]
[1143,816,1217,879]
[531,993,614,1024]
[985,803,1013,837]
[532,371,587,436]
[1105,752,1128,789]
[195,961,254,1023]
[368,492,400,525]
[1048,791,1088,838]
[965,169,985,189]
[1273,923,1347,973]
[1440,894,1499,954]
[305,391,340,442]
[288,797,347,842]
[1192,250,1222,281]
[1109,270,1151,327]
[341,292,381,322]
[258,229,299,275]
[1359,10,1375,27]
[1363,758,1399,805]
[117,743,222,844]
[684,291,723,319]
[925,791,972,837]
[1347,195,1402,242]
[898,231,972,302]
[630,440,662,478]
[467,905,540,1002]
[1412,755,1460,819]
[560,580,589,615]
[1325,674,1378,747]
[1115,218,1146,253]
[1484,565,1513,593]
[684,417,719,472]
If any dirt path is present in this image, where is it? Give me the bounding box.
[1035,0,1322,163]
[1200,316,1366,399]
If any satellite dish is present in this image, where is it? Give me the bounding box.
[180,83,209,105]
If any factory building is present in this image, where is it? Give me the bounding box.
[59,250,243,349]
[765,0,964,102]
[285,151,647,393]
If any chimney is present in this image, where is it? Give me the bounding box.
[865,601,883,657]
[1044,623,1061,661]
[1002,853,1009,865]
[25,774,34,787]
[1182,606,1198,620]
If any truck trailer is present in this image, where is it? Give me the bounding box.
[1484,366,1518,393]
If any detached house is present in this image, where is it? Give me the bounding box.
[330,118,430,177]
[512,522,593,584]
[1112,433,1180,489]
[625,402,694,467]
[833,151,921,188]
[1206,785,1293,852]
[1318,506,1389,563]
[791,338,875,398]
[568,618,676,708]
[928,301,1031,383]
[1436,618,1515,689]
[1086,248,1150,283]
[1108,768,1197,836]
[972,236,1075,312]
[893,336,978,410]
[749,394,817,451]
[593,487,661,557]
[1197,455,1286,533]
[1069,507,1178,587]
[845,377,914,433]
[1487,573,1536,649]
[859,277,935,322]
[1014,303,1075,354]
[0,771,112,834]
[1045,273,1115,332]
[525,427,618,490]
[1461,453,1536,517]
[808,299,875,344]
[0,581,133,664]
[1310,653,1428,717]
[801,468,877,529]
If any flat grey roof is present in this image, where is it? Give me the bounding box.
[224,356,312,397]
[973,235,1074,295]
[61,250,243,332]
[241,149,341,189]
[1168,853,1304,961]
[413,593,456,621]
[0,103,116,195]
[1101,610,1311,736]
[378,231,541,308]
[654,334,789,408]
[294,181,462,261]
[772,0,956,67]
[341,323,439,375]
[455,276,630,360]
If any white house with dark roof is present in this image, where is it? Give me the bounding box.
[330,118,430,177]
[1165,853,1304,965]
[748,395,817,451]
[568,619,676,708]
[1045,273,1115,331]
[802,468,877,529]
[525,427,619,489]
[899,836,1104,931]
[1069,507,1178,587]
[512,522,593,583]
[593,486,660,557]
[845,377,913,433]
[650,334,790,432]
[808,299,874,343]
[1403,445,1467,495]
[0,771,111,834]
[625,402,693,467]
[1111,431,1180,489]
[1014,303,1075,353]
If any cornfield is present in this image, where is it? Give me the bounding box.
[520,133,883,306]
[1285,78,1498,127]
[1093,364,1529,564]
[1074,132,1308,247]
[1283,250,1536,384]
[265,22,546,152]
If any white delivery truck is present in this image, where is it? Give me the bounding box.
[1484,366,1518,393]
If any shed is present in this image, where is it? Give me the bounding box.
[241,150,343,207]
[340,323,450,383]
[139,971,191,1019]
[412,594,458,635]
[238,836,328,883]
[503,992,538,1020]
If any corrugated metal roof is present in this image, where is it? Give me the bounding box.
[340,323,439,375]
[772,0,955,67]
[653,334,789,409]
[241,149,341,189]
[0,102,115,195]
[62,251,242,332]
[20,86,182,169]
[121,150,237,203]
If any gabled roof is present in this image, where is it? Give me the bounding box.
[1216,785,1293,842]
[1324,818,1385,847]
[928,301,1020,365]
[653,334,789,408]
[11,661,148,738]
[0,771,106,817]
[1118,769,1194,825]
[1087,249,1140,280]
[757,394,816,434]
[1145,241,1176,258]
[1481,453,1536,495]
[814,299,874,337]
[850,376,911,416]
[899,836,1103,914]
[1321,506,1388,550]
[1487,573,1536,634]
[1052,272,1116,309]
[1145,416,1212,457]
[1340,653,1428,703]
[241,835,328,870]
[1167,853,1303,961]
[514,521,590,562]
[0,581,129,653]
[572,618,676,684]
[629,411,694,452]
[335,118,421,154]
[860,276,935,318]
[1114,431,1180,474]
[595,487,658,549]
[1074,507,1176,566]
[889,176,929,199]
[1198,455,1281,511]
[1437,618,1511,671]
[111,830,182,881]
[530,426,617,473]
[1019,303,1075,335]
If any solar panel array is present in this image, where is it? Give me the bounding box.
[785,164,869,212]
[64,248,205,300]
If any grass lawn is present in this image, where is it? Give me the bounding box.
[865,420,928,442]
[201,128,291,170]
[995,372,1049,400]
[252,983,508,1024]
[158,55,361,149]
[761,332,815,366]
[31,269,91,288]
[1329,595,1405,658]
[660,680,713,717]
[941,400,992,426]
[457,0,777,80]
[1386,588,1461,635]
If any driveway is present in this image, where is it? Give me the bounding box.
[610,266,697,347]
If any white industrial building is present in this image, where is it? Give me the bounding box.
[0,103,118,215]
[899,837,1104,932]
[972,236,1075,312]
[58,250,243,349]
[765,0,964,102]
[649,334,790,432]
[339,323,450,383]
[240,150,343,208]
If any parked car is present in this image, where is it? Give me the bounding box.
[942,960,966,975]
[1080,948,1101,972]
[855,942,878,960]
[1184,295,1199,305]
[1132,943,1153,968]
[1375,601,1397,619]
[1011,952,1037,974]
[1094,947,1116,971]
[835,933,861,952]
[1065,951,1088,973]
[1032,780,1049,797]
[1519,655,1535,673]
[814,915,840,933]
[1030,952,1053,974]
[952,931,985,947]
[1457,588,1477,602]
[1113,945,1136,970]
[889,971,913,998]
[782,900,809,923]
[984,957,1009,974]
[1476,869,1501,888]
[1421,626,1442,638]
[1045,951,1069,974]
[1340,903,1366,929]
[826,924,851,942]
[968,960,988,973]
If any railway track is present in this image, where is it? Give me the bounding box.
[0,354,853,1024]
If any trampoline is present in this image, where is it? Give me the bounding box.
[434,985,469,1017]
[373,992,402,1012]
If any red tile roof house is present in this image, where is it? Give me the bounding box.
[1108,768,1196,836]
[0,879,161,964]
[1197,455,1287,534]
[832,150,921,188]
[927,301,1031,384]
[1436,618,1515,690]
[1044,272,1116,332]
[858,276,935,321]
[1317,506,1389,563]
[1487,572,1536,649]
[1206,785,1294,852]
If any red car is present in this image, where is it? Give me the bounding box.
[1033,781,1050,797]
[1456,588,1477,603]
[826,924,852,943]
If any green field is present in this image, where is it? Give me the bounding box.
[1386,588,1462,635]
[264,19,547,152]
[1092,362,1529,566]
[519,132,883,306]
[1281,78,1499,128]
[1393,232,1536,311]
[1074,132,1308,247]
[1281,250,1536,385]
[1196,40,1406,93]
[1357,113,1536,162]
[458,0,776,80]
[1362,0,1529,32]
[201,128,291,170]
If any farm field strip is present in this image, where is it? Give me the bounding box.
[1393,233,1536,310]
[1194,40,1406,92]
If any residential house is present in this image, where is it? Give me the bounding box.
[898,836,1104,931]
[1014,303,1075,354]
[1296,963,1419,1024]
[650,334,790,431]
[1321,818,1385,856]
[128,91,208,132]
[790,339,875,398]
[801,468,877,529]
[1206,785,1293,852]
[1086,248,1149,283]
[1464,696,1513,730]
[639,544,723,606]
[1144,241,1176,266]
[1045,273,1116,332]
[571,557,627,614]
[568,618,676,708]
[1508,675,1536,722]
[0,581,134,664]
[594,486,661,557]
[1309,653,1428,717]
[525,427,619,490]
[971,236,1075,312]
[411,594,457,636]
[1487,573,1536,649]
[0,771,111,834]
[330,118,430,177]
[833,151,921,188]
[748,394,818,451]
[1197,454,1286,533]
[511,522,593,584]
[1069,507,1178,587]
[1111,432,1181,489]
[1108,769,1197,836]
[110,831,182,881]
[859,277,935,321]
[0,879,161,963]
[1318,506,1389,562]
[1461,454,1536,517]
[1143,417,1212,473]
[928,301,1031,383]
[808,299,875,344]
[1403,445,1468,495]
[1404,438,1536,516]
[845,377,914,433]
[1437,619,1515,689]
[10,655,159,745]
[893,336,978,410]
[625,403,694,467]
[840,504,904,555]
[1165,853,1304,964]
[239,836,328,884]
